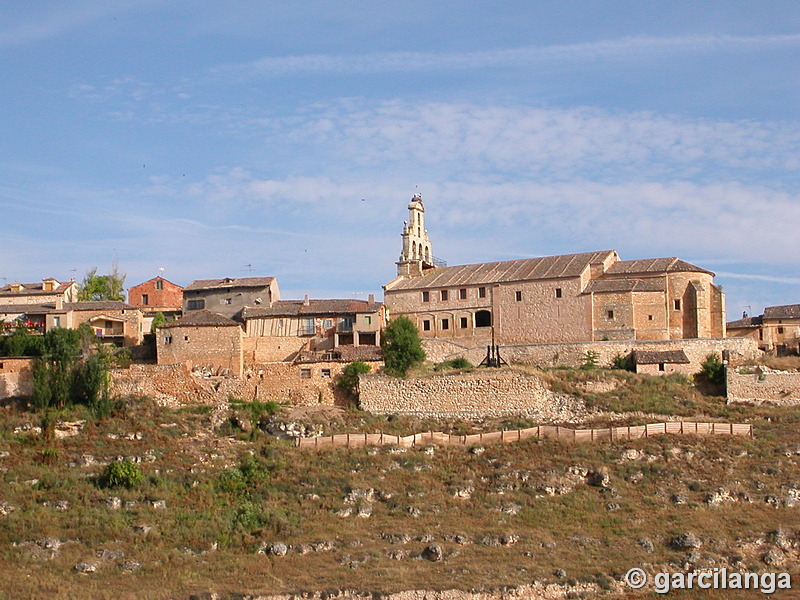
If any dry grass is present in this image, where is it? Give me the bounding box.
[1,387,800,599]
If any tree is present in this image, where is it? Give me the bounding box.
[336,361,371,397]
[150,311,167,334]
[381,316,426,376]
[78,263,126,301]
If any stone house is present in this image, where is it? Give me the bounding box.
[0,278,77,307]
[383,194,726,345]
[631,349,691,375]
[46,302,144,347]
[183,277,280,320]
[156,310,244,377]
[241,296,384,363]
[127,276,184,333]
[0,304,53,335]
[727,304,800,354]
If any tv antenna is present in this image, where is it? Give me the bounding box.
[243,264,254,274]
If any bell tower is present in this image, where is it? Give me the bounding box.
[396,193,434,277]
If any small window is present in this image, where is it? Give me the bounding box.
[187,299,205,310]
[479,287,486,298]
[300,368,311,379]
[364,316,371,325]
[52,316,60,327]
[321,368,331,378]
[515,291,522,302]
[184,335,189,341]
[441,318,449,330]
[440,290,448,301]
[323,319,333,329]
[164,335,172,344]
[423,319,431,331]
[658,363,665,372]
[648,314,654,321]
[459,288,467,300]
[778,327,785,334]
[303,318,315,336]
[224,298,232,305]
[607,310,614,320]
[460,317,468,328]
[555,288,562,299]
[155,280,163,290]
[422,291,430,302]
[674,299,681,310]
[141,294,149,305]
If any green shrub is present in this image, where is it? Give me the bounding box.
[434,357,473,371]
[580,350,599,370]
[100,459,144,489]
[336,361,372,397]
[381,316,426,376]
[699,353,725,385]
[611,352,634,371]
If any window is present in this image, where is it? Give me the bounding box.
[658,363,665,372]
[155,280,163,290]
[475,310,492,328]
[607,310,615,320]
[460,316,468,328]
[674,299,681,310]
[141,294,149,306]
[224,298,232,305]
[323,319,333,329]
[459,288,467,300]
[164,335,172,344]
[778,327,785,334]
[302,318,315,336]
[440,290,449,301]
[300,368,311,379]
[364,316,372,325]
[52,316,60,327]
[184,336,189,341]
[187,299,205,310]
[479,287,486,298]
[422,291,430,302]
[648,315,654,321]
[555,288,562,298]
[321,368,331,378]
[515,291,522,302]
[441,318,449,330]
[423,319,431,331]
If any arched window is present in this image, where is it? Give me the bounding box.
[475,310,492,328]
[412,242,417,259]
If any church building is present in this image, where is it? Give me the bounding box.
[383,194,726,345]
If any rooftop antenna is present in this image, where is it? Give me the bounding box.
[243,263,253,274]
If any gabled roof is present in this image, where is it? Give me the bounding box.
[585,278,665,294]
[385,251,615,291]
[764,304,800,320]
[632,349,690,364]
[128,276,182,290]
[606,257,714,276]
[61,301,137,312]
[727,315,763,329]
[0,303,56,315]
[184,277,275,291]
[242,299,382,319]
[161,310,241,328]
[0,280,75,297]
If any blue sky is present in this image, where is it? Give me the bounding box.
[1,1,799,318]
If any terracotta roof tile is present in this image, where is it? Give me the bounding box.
[633,349,690,364]
[764,304,800,320]
[242,299,382,319]
[184,277,275,291]
[606,258,714,276]
[162,310,241,328]
[385,251,615,291]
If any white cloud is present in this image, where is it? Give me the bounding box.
[214,33,800,78]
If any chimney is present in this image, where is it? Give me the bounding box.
[368,294,375,304]
[303,294,310,306]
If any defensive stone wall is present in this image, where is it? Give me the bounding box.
[359,369,586,420]
[727,367,800,405]
[423,337,759,374]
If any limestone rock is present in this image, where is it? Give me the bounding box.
[75,562,97,573]
[671,532,702,550]
[422,544,443,562]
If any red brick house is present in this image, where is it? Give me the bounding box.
[128,276,183,332]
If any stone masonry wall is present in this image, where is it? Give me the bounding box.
[0,358,33,399]
[242,336,307,363]
[422,336,759,374]
[359,369,586,420]
[727,368,800,405]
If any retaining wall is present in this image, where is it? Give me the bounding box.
[359,369,586,420]
[727,368,800,405]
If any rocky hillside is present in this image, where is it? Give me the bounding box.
[0,368,798,599]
